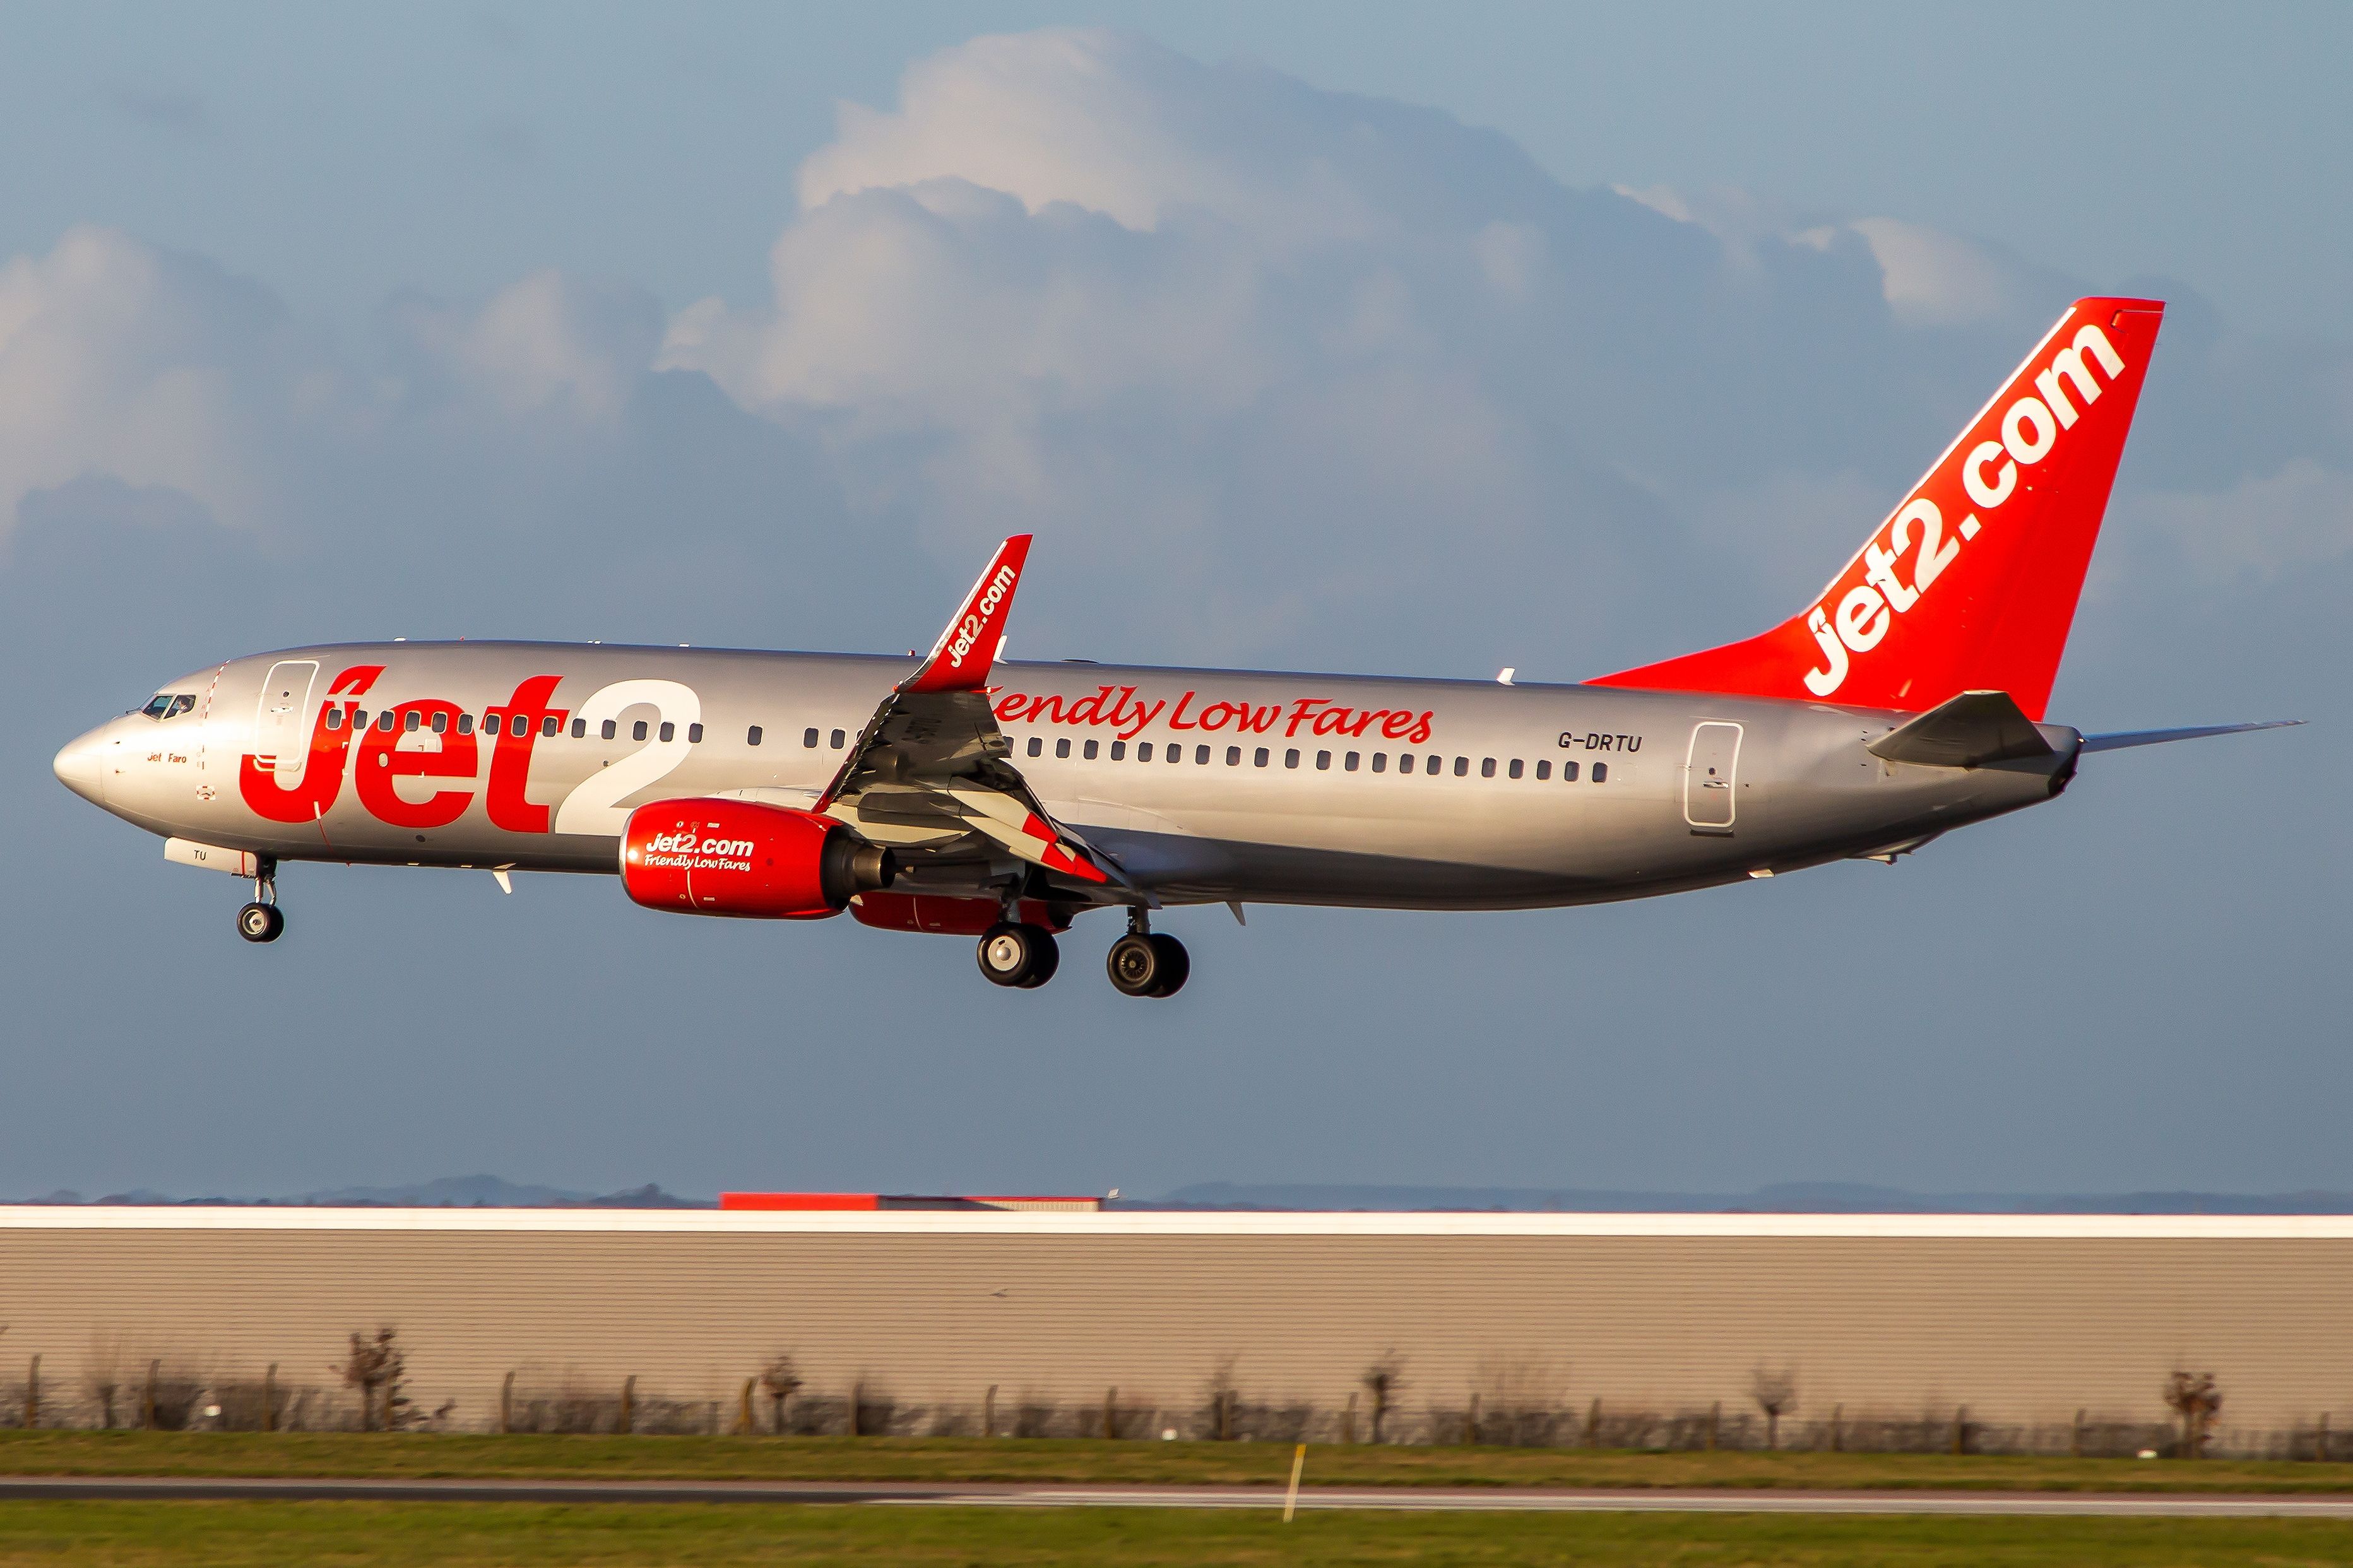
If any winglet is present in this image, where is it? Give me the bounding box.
[903,535,1032,694]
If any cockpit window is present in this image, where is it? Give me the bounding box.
[142,694,196,720]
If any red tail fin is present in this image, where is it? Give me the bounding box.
[1592,297,2165,719]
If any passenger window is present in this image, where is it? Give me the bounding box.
[430,712,448,734]
[456,713,473,736]
[541,716,559,738]
[1536,760,1550,780]
[1110,741,1125,760]
[1027,737,1042,758]
[326,707,343,731]
[830,729,845,749]
[633,720,649,742]
[1316,750,1331,770]
[1195,745,1210,765]
[1254,747,1269,767]
[379,711,398,733]
[1508,758,1522,779]
[511,715,528,738]
[1169,745,1183,765]
[1480,757,1495,778]
[402,710,419,733]
[658,721,675,743]
[1370,752,1385,773]
[1285,749,1301,768]
[602,719,617,740]
[1137,742,1154,762]
[1226,746,1242,766]
[1454,757,1469,777]
[747,726,762,746]
[1343,752,1358,771]
[688,723,704,743]
[1084,740,1099,760]
[1397,753,1412,774]
[1055,738,1070,759]
[1426,755,1440,775]
[570,718,586,738]
[1593,762,1608,783]
[1563,760,1579,781]
[803,728,819,748]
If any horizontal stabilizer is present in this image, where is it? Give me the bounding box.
[2081,719,2302,753]
[1868,690,2053,769]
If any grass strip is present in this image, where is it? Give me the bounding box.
[3,1430,2352,1493]
[2,1500,2352,1567]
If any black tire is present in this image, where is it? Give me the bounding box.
[977,922,1048,988]
[1145,933,1189,997]
[237,902,283,943]
[1106,932,1165,997]
[1015,929,1060,989]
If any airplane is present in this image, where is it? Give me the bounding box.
[54,295,2294,997]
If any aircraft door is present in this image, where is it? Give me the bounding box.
[1683,721,1742,832]
[252,660,319,787]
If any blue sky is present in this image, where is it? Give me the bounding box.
[3,3,2346,1201]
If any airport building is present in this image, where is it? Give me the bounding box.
[0,1206,2345,1453]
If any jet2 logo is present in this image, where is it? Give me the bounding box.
[947,564,1017,671]
[1802,321,2128,697]
[639,831,756,871]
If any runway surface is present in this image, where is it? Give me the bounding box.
[6,1475,2353,1516]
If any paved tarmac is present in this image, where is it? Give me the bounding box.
[5,1475,2353,1516]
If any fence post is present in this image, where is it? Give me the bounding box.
[1341,1391,1357,1445]
[1951,1406,1967,1456]
[1103,1386,1117,1441]
[25,1355,38,1429]
[1464,1392,1480,1447]
[145,1360,159,1430]
[263,1364,276,1434]
[849,1381,862,1438]
[1585,1396,1601,1448]
[1830,1403,1842,1453]
[1706,1401,1719,1452]
[984,1384,997,1439]
[619,1376,634,1435]
[2071,1408,2083,1459]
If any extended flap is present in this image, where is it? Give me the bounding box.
[1868,690,2054,769]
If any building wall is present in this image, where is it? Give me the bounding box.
[0,1208,2345,1438]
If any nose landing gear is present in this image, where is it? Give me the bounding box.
[237,864,283,944]
[1106,911,1188,998]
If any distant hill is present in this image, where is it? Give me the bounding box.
[15,1175,711,1208]
[1147,1181,2353,1215]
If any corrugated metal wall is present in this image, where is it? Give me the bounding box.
[1,1211,2345,1437]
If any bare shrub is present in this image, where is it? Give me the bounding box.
[2165,1371,2224,1458]
[1474,1355,1568,1447]
[1361,1350,1406,1444]
[1750,1364,1798,1450]
[338,1329,412,1431]
[758,1354,801,1435]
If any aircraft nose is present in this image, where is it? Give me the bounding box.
[53,726,107,806]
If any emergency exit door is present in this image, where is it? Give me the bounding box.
[1683,721,1743,832]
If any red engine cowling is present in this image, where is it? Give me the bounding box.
[620,799,896,919]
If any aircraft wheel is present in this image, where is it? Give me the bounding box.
[1016,929,1060,989]
[1145,933,1189,997]
[1108,931,1185,998]
[237,902,283,943]
[978,922,1052,988]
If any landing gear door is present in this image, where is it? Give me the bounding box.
[1683,721,1742,833]
[252,660,319,787]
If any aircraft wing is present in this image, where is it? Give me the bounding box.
[815,536,1118,892]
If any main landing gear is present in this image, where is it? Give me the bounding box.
[977,921,1059,989]
[236,863,283,944]
[1106,911,1188,999]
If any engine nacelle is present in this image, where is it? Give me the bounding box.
[620,799,896,919]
